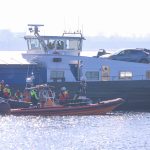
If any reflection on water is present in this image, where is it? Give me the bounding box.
[0,112,150,150]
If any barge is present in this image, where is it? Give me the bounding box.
[1,24,150,110]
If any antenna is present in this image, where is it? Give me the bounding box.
[28,24,44,34]
[28,24,48,52]
[64,18,66,33]
[77,17,80,32]
[82,24,84,35]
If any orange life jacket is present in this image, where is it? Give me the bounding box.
[59,91,69,100]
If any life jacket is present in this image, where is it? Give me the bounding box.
[59,91,69,100]
[30,90,38,100]
[45,98,55,107]
[3,88,11,98]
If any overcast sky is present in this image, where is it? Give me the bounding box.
[1,0,150,37]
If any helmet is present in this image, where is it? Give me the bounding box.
[61,87,66,91]
[5,84,9,87]
[1,80,4,83]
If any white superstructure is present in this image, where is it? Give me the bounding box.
[22,24,150,83]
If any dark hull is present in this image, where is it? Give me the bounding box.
[1,79,150,110]
[49,80,150,110]
[10,98,124,116]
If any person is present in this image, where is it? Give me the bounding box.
[0,80,5,97]
[56,41,61,49]
[30,89,39,106]
[38,85,47,108]
[23,89,31,102]
[60,41,64,49]
[59,87,69,104]
[80,79,87,96]
[14,90,23,101]
[47,42,54,49]
[3,84,11,99]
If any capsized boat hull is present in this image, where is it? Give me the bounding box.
[10,98,124,116]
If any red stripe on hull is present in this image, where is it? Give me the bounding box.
[10,98,124,116]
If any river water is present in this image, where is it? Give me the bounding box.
[0,111,150,150]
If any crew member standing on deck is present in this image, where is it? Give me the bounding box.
[38,85,47,108]
[30,89,39,106]
[59,87,69,104]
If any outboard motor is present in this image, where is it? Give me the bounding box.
[0,101,11,115]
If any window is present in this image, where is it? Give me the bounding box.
[85,71,99,80]
[47,39,55,49]
[56,40,64,50]
[65,39,81,50]
[119,71,132,79]
[50,71,64,79]
[53,58,62,62]
[146,71,150,79]
[28,38,41,50]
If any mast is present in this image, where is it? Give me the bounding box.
[28,24,49,52]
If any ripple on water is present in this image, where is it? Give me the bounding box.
[0,112,150,150]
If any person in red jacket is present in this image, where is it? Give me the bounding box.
[59,87,69,104]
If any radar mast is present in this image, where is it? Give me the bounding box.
[28,24,48,52]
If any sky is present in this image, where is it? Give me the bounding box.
[1,0,150,37]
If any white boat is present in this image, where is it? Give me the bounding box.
[1,24,150,110]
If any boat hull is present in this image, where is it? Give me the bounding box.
[48,80,150,110]
[1,65,150,110]
[2,79,150,110]
[10,98,124,116]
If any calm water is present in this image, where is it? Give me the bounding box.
[0,112,150,150]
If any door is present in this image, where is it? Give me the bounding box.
[101,65,110,81]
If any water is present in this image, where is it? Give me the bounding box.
[0,112,150,150]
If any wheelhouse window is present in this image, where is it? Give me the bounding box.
[119,71,132,79]
[46,38,81,51]
[85,71,99,80]
[47,39,56,50]
[66,39,81,50]
[28,38,42,50]
[25,36,82,51]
